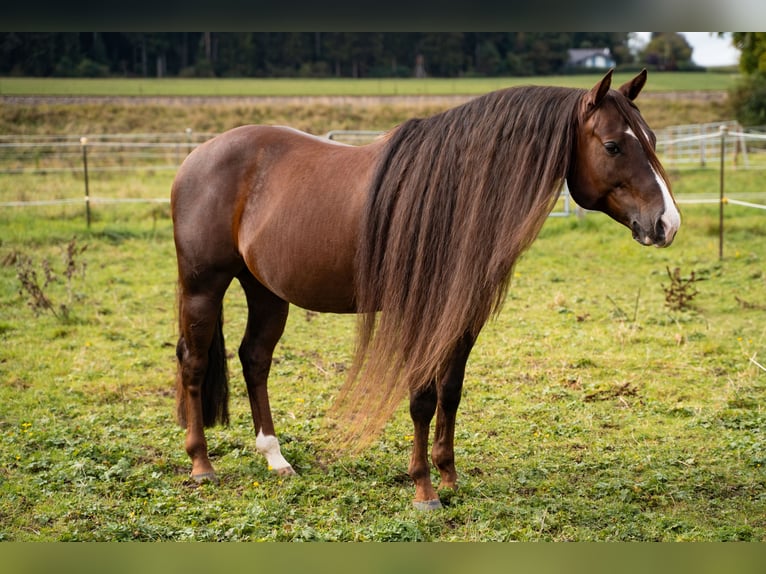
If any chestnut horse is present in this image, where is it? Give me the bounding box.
[171,70,680,509]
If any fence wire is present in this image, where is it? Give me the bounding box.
[0,131,216,177]
[1,125,765,213]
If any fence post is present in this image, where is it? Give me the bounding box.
[186,128,192,155]
[80,136,91,229]
[719,126,727,261]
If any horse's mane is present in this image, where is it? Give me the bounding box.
[331,85,586,447]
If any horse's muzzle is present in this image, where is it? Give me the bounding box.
[631,215,677,248]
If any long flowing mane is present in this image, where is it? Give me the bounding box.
[331,85,587,446]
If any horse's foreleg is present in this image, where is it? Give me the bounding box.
[409,382,440,510]
[238,273,294,476]
[432,333,474,491]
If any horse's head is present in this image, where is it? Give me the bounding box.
[567,69,680,247]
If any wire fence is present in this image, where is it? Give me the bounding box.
[0,130,216,226]
[656,121,766,170]
[0,130,215,176]
[1,124,764,256]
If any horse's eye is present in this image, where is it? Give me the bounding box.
[604,141,620,156]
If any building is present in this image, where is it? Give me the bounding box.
[567,48,616,69]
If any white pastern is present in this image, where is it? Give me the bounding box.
[256,429,293,472]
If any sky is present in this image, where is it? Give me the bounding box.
[632,32,741,67]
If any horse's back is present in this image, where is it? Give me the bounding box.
[171,125,384,312]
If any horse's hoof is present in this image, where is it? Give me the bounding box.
[191,471,218,484]
[413,498,442,511]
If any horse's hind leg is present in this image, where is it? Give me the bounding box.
[176,272,233,482]
[237,271,294,476]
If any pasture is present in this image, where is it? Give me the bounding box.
[0,85,764,541]
[0,71,741,98]
[1,181,764,541]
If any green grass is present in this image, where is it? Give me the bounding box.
[0,93,763,542]
[0,167,764,540]
[0,71,741,97]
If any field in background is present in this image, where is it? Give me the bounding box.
[0,85,764,541]
[0,71,741,97]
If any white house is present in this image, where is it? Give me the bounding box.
[567,48,616,69]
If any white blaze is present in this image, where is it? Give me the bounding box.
[626,127,680,245]
[654,165,681,245]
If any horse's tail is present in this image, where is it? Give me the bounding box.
[175,292,230,428]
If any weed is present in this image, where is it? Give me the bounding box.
[63,238,88,301]
[9,251,64,318]
[7,237,87,320]
[663,267,701,311]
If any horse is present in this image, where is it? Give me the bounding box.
[171,69,680,510]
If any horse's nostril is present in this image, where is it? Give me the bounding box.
[655,218,666,243]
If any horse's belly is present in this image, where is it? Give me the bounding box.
[242,227,359,314]
[255,259,357,313]
[283,279,357,314]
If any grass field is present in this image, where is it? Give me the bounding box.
[0,167,764,541]
[0,71,742,98]
[0,88,764,542]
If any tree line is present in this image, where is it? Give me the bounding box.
[0,32,702,79]
[730,33,766,126]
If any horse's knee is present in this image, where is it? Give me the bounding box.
[409,384,438,422]
[438,387,462,413]
[238,341,265,367]
[238,343,272,383]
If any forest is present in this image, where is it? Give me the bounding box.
[0,32,700,79]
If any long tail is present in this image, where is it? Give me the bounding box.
[175,307,230,428]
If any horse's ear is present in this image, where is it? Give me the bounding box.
[585,68,613,112]
[618,68,648,101]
